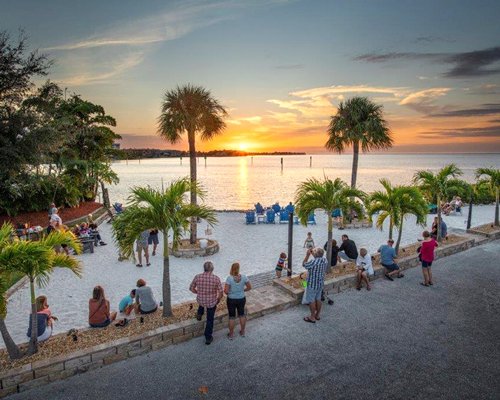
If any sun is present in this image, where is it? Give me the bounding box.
[238,142,250,151]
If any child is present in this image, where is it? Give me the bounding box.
[303,232,315,250]
[419,230,438,287]
[275,252,288,278]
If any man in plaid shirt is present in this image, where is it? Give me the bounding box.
[189,261,223,345]
[302,247,327,323]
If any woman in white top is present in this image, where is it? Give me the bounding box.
[356,248,374,291]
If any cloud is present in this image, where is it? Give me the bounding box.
[398,88,450,114]
[228,116,262,125]
[45,1,288,51]
[464,83,500,95]
[431,103,500,117]
[355,46,500,78]
[413,36,455,44]
[289,85,408,98]
[419,125,500,138]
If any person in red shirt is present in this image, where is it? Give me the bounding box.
[189,261,223,345]
[418,230,438,287]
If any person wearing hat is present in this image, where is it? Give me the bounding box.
[378,239,404,281]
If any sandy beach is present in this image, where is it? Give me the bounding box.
[1,205,495,346]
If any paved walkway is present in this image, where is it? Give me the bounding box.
[10,241,500,400]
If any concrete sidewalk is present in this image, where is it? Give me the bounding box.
[10,241,500,400]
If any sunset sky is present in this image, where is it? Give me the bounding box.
[2,0,500,153]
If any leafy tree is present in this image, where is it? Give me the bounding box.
[326,97,393,188]
[0,226,82,355]
[158,85,227,244]
[475,168,500,226]
[413,164,463,242]
[112,179,217,317]
[295,177,365,269]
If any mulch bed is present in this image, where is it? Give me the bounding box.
[0,202,103,228]
[471,223,500,234]
[284,234,465,289]
[0,301,228,371]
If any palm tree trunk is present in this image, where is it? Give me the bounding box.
[28,278,38,355]
[437,194,442,242]
[0,318,22,360]
[326,214,333,272]
[162,232,173,317]
[188,130,198,244]
[350,141,359,189]
[389,218,393,240]
[495,187,499,226]
[395,217,404,255]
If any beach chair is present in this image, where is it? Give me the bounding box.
[245,211,256,225]
[266,209,276,224]
[285,203,295,214]
[279,210,289,223]
[307,212,316,225]
[113,203,123,214]
[271,203,281,214]
[427,204,437,214]
[255,202,265,215]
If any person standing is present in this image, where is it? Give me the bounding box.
[136,230,150,267]
[378,239,404,280]
[302,247,328,323]
[224,262,252,339]
[419,231,438,287]
[189,261,223,345]
[338,234,358,262]
[149,229,159,256]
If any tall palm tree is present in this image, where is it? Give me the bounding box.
[112,178,217,317]
[158,85,227,244]
[0,226,82,355]
[393,187,428,254]
[475,168,500,226]
[413,164,463,242]
[326,97,393,188]
[295,177,365,269]
[367,179,399,240]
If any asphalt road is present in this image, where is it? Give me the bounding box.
[10,241,500,400]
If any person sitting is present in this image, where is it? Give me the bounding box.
[431,217,448,240]
[323,239,340,267]
[255,202,264,215]
[26,295,56,342]
[378,239,404,280]
[338,234,358,262]
[119,289,136,316]
[88,222,107,246]
[355,248,374,291]
[135,279,158,314]
[88,286,117,328]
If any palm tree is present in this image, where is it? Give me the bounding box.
[158,85,227,244]
[295,177,365,269]
[0,224,22,360]
[0,225,82,355]
[393,187,428,254]
[112,178,217,317]
[413,164,463,242]
[326,97,393,188]
[367,179,399,240]
[475,168,500,226]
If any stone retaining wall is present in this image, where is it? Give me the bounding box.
[467,223,500,241]
[274,235,477,301]
[170,240,220,258]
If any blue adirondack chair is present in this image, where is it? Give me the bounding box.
[279,209,289,223]
[285,202,295,214]
[266,209,276,224]
[307,212,316,225]
[246,211,256,224]
[113,203,123,214]
[271,203,281,214]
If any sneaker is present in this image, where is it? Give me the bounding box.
[205,336,213,345]
[152,251,156,256]
[100,241,107,246]
[136,264,143,268]
[385,274,394,281]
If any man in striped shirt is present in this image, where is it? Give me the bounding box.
[302,247,327,323]
[189,261,223,345]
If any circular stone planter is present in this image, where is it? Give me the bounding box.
[170,238,220,258]
[333,220,373,229]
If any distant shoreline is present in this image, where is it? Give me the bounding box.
[115,148,306,160]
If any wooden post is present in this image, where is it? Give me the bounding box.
[180,157,182,165]
[467,196,473,229]
[281,157,283,171]
[287,211,293,277]
[204,156,207,167]
[310,156,312,167]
